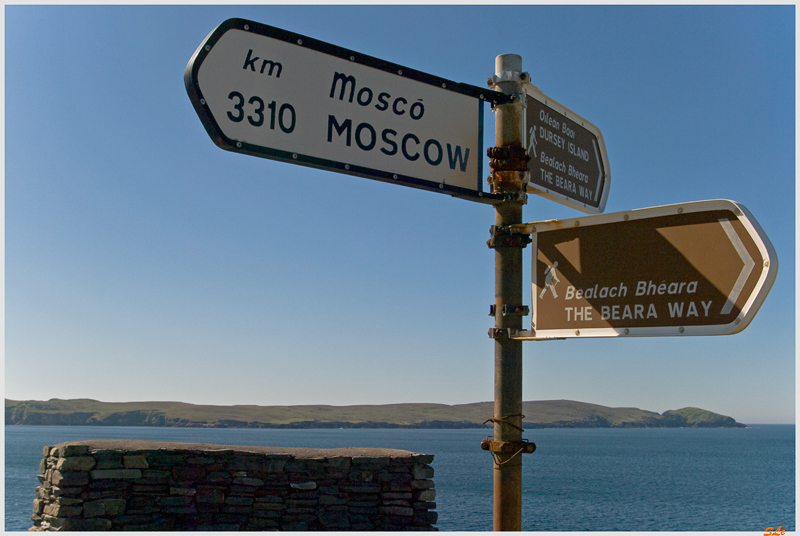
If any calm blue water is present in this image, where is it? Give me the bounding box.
[5,425,795,531]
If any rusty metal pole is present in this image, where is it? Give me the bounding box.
[489,53,527,532]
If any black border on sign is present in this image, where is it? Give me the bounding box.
[184,18,506,204]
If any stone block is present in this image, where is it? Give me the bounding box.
[383,492,412,500]
[222,505,252,514]
[227,456,264,472]
[290,480,317,490]
[186,456,215,464]
[51,517,112,531]
[196,502,221,514]
[83,500,105,518]
[32,499,44,515]
[214,513,248,525]
[141,469,170,480]
[381,505,415,517]
[123,455,149,469]
[56,456,96,472]
[411,479,435,489]
[196,488,225,504]
[161,506,197,515]
[170,487,197,496]
[113,514,154,525]
[319,509,350,529]
[415,489,436,501]
[412,464,434,479]
[225,496,254,506]
[319,494,347,505]
[206,471,232,482]
[126,496,157,510]
[352,457,390,466]
[158,496,194,507]
[146,453,185,466]
[254,494,283,503]
[387,481,413,492]
[247,518,280,529]
[253,502,286,511]
[54,445,90,458]
[349,505,379,514]
[172,466,205,481]
[233,476,264,487]
[252,508,284,518]
[326,457,351,472]
[90,469,142,480]
[51,470,89,487]
[286,499,318,507]
[93,452,123,469]
[341,483,381,493]
[348,470,374,482]
[50,486,83,497]
[349,497,380,508]
[413,510,439,525]
[43,502,83,518]
[53,497,82,506]
[288,490,317,500]
[132,484,168,494]
[106,499,127,516]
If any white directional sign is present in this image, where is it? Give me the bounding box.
[185,18,505,202]
[520,200,777,339]
[524,83,610,214]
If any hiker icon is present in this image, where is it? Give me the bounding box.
[527,126,538,158]
[539,261,561,299]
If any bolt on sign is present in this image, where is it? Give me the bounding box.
[184,18,506,203]
[522,200,777,339]
[524,83,610,214]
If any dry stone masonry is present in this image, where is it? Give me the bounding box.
[30,440,437,531]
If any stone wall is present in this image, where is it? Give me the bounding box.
[29,440,437,531]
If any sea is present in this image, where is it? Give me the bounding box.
[4,425,795,532]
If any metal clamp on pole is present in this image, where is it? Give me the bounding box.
[487,146,530,194]
[481,438,537,454]
[481,436,537,467]
[490,305,530,317]
[487,225,532,249]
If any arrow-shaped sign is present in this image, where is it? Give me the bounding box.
[184,18,506,203]
[514,200,777,339]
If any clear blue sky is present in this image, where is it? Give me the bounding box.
[4,5,795,424]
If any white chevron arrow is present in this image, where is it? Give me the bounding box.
[719,218,755,315]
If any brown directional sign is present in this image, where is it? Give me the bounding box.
[520,200,777,339]
[524,83,610,214]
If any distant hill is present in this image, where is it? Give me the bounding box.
[5,399,745,428]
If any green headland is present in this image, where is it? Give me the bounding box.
[5,399,745,428]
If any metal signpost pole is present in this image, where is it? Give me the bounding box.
[488,54,528,532]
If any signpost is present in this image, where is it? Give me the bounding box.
[524,83,610,214]
[185,22,778,531]
[184,18,506,202]
[517,200,777,340]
